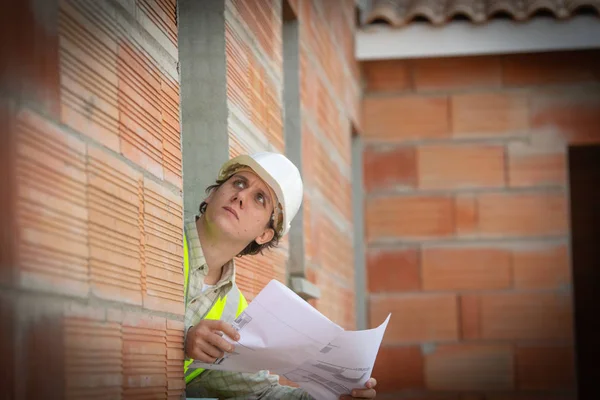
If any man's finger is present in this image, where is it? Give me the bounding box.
[197,339,224,360]
[205,331,235,353]
[214,320,240,341]
[365,377,377,389]
[348,388,376,399]
[194,348,221,364]
[204,319,239,340]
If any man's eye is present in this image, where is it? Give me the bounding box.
[234,180,245,188]
[256,193,265,204]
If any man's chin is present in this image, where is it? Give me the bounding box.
[212,217,253,241]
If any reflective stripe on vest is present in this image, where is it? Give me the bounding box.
[183,232,249,384]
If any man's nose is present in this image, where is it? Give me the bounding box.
[232,191,245,208]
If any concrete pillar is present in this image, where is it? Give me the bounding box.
[178,0,229,220]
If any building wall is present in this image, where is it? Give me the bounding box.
[1,0,359,398]
[362,50,600,399]
[224,0,360,329]
[2,0,183,398]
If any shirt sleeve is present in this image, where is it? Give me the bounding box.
[186,369,315,400]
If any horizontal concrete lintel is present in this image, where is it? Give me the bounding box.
[357,16,600,61]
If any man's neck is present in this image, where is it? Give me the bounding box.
[195,217,244,285]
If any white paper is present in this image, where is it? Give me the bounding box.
[190,280,391,400]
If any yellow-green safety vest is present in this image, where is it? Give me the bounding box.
[183,232,248,384]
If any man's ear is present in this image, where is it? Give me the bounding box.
[255,228,275,245]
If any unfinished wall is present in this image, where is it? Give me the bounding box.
[1,0,361,398]
[1,0,184,398]
[362,50,600,399]
[224,0,360,329]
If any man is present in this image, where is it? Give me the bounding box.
[184,152,377,399]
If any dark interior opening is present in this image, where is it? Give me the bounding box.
[568,144,600,399]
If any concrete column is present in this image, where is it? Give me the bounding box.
[178,0,229,220]
[352,134,367,330]
[283,4,319,300]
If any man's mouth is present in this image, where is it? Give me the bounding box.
[223,206,239,220]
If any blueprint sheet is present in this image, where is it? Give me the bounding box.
[190,280,391,400]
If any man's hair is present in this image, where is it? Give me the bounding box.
[197,164,281,257]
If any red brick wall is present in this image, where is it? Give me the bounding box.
[2,0,360,398]
[2,0,184,398]
[225,0,360,330]
[363,50,600,399]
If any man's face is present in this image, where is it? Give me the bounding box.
[204,169,276,245]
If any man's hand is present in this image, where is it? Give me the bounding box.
[339,377,377,399]
[185,320,240,362]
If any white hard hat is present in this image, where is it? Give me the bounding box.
[218,152,303,236]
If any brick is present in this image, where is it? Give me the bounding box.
[143,176,184,315]
[370,294,458,343]
[167,319,185,331]
[118,41,164,179]
[234,0,280,67]
[168,379,186,391]
[15,109,90,297]
[417,144,505,189]
[167,348,184,360]
[246,52,284,152]
[372,346,424,393]
[366,196,455,241]
[362,96,449,141]
[422,247,511,290]
[137,0,178,46]
[64,317,122,394]
[477,192,568,237]
[460,294,481,339]
[304,128,352,219]
[425,344,514,391]
[363,60,412,93]
[123,341,166,356]
[66,329,123,353]
[531,87,600,144]
[123,374,167,389]
[502,51,598,86]
[516,345,575,390]
[508,138,567,187]
[452,92,529,136]
[302,194,314,263]
[161,76,182,190]
[87,146,143,305]
[363,145,417,191]
[367,248,421,293]
[413,56,501,91]
[509,152,566,187]
[15,308,68,398]
[454,195,478,235]
[59,0,120,152]
[513,244,570,290]
[1,0,60,117]
[460,292,573,340]
[319,215,353,280]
